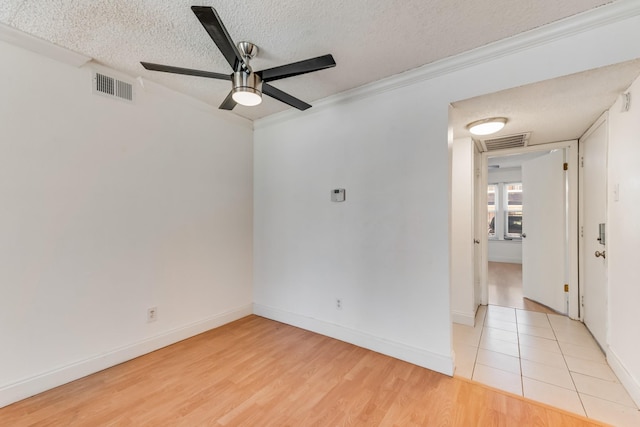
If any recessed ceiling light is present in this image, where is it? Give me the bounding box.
[466,117,507,136]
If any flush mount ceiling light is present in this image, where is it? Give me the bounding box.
[466,117,507,136]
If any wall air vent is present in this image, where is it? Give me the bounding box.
[478,132,531,152]
[93,72,133,102]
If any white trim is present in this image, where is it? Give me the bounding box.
[607,347,640,408]
[0,22,91,67]
[0,304,253,409]
[253,303,454,376]
[255,0,640,130]
[452,310,476,327]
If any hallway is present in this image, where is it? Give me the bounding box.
[487,261,556,314]
[453,305,640,426]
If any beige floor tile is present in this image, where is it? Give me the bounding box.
[484,317,518,332]
[486,313,517,325]
[564,355,618,382]
[486,306,517,323]
[518,334,561,354]
[555,329,601,348]
[453,323,482,347]
[517,324,556,340]
[580,393,640,427]
[516,310,551,328]
[479,336,520,358]
[476,348,521,375]
[467,307,638,427]
[523,377,585,416]
[521,359,575,390]
[476,305,487,323]
[572,372,637,407]
[559,341,606,363]
[488,305,517,315]
[548,314,588,332]
[519,344,567,369]
[482,326,518,343]
[453,344,478,379]
[472,363,523,396]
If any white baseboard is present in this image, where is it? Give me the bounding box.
[452,310,476,326]
[253,303,453,376]
[0,304,253,409]
[607,347,640,407]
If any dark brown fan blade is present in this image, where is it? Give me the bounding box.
[262,83,311,110]
[219,91,237,110]
[258,54,336,83]
[191,6,244,71]
[140,62,231,80]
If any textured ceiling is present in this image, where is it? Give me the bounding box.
[0,0,616,120]
[451,58,640,146]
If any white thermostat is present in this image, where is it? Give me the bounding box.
[331,188,346,202]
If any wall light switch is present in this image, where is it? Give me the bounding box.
[331,188,345,202]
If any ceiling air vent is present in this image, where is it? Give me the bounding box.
[478,132,531,152]
[93,72,133,102]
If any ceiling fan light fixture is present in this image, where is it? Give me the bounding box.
[232,70,263,106]
[232,87,262,106]
[467,117,507,136]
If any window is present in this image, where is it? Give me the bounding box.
[488,182,523,240]
[505,183,522,238]
[487,185,497,238]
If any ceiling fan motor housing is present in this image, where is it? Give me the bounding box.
[233,70,262,95]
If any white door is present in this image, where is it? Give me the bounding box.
[473,151,482,306]
[522,150,567,314]
[580,118,608,350]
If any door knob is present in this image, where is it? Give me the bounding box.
[522,233,527,238]
[474,239,480,244]
[595,250,606,259]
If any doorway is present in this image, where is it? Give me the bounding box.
[478,142,580,319]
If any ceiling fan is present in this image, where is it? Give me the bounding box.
[141,6,336,111]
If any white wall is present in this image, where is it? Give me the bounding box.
[254,86,453,373]
[451,138,476,325]
[607,74,640,406]
[0,40,254,406]
[488,240,522,264]
[253,10,640,376]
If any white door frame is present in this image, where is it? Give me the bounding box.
[478,140,580,320]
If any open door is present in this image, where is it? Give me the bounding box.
[521,150,567,314]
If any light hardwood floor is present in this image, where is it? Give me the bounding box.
[488,262,557,314]
[1,316,606,426]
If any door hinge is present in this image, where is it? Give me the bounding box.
[580,226,584,237]
[580,156,584,167]
[563,162,568,171]
[564,284,569,292]
[581,295,584,306]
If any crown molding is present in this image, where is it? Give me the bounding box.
[0,22,91,67]
[255,0,640,130]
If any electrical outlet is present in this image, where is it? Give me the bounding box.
[336,299,342,310]
[147,307,158,322]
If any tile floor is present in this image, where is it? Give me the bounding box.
[453,305,640,427]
